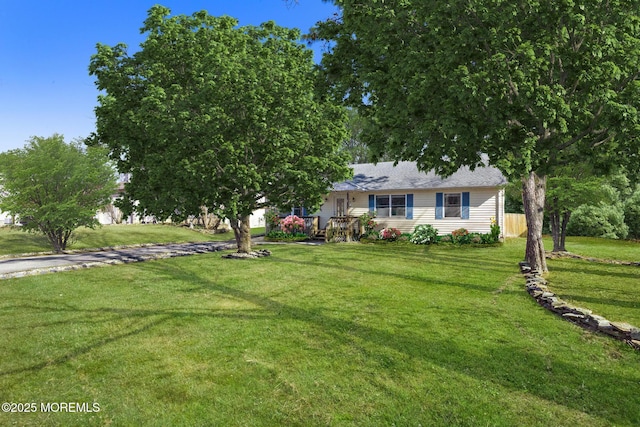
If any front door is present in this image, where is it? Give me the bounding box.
[336,198,346,217]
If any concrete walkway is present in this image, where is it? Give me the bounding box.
[0,241,235,279]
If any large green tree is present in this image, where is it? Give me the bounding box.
[545,165,606,252]
[0,135,116,252]
[313,0,640,271]
[339,108,370,164]
[89,6,350,253]
[339,108,394,164]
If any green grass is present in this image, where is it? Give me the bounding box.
[543,235,640,263]
[0,224,266,256]
[538,236,640,326]
[0,240,639,426]
[546,258,640,327]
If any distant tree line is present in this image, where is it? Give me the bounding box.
[505,168,640,248]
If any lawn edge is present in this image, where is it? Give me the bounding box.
[520,261,640,352]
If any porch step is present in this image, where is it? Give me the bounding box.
[313,229,327,240]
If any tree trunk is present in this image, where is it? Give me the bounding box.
[560,211,570,252]
[550,210,562,252]
[48,233,63,253]
[230,215,252,253]
[41,223,67,253]
[551,208,571,252]
[522,171,548,272]
[549,195,563,252]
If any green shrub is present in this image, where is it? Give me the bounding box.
[359,235,378,243]
[567,203,628,239]
[624,188,640,239]
[479,233,495,244]
[264,210,281,232]
[451,228,471,244]
[470,233,483,244]
[410,224,439,245]
[358,212,378,237]
[439,235,453,243]
[265,230,308,242]
[489,218,501,242]
[435,229,502,245]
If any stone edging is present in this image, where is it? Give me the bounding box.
[0,242,234,280]
[519,261,640,351]
[221,249,272,259]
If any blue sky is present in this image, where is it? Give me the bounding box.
[0,0,337,153]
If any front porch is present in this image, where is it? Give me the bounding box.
[324,216,360,242]
[268,215,361,242]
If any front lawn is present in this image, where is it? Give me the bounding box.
[543,235,640,263]
[0,241,638,426]
[538,235,640,326]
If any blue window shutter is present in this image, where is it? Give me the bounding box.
[462,192,470,219]
[369,195,375,212]
[302,207,307,216]
[406,194,413,219]
[435,193,443,219]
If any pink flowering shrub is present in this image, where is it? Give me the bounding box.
[451,228,470,244]
[380,227,402,241]
[280,215,305,234]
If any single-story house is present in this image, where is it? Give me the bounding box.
[305,161,507,237]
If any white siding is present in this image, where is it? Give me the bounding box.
[316,192,357,229]
[250,208,265,228]
[0,210,14,226]
[319,187,504,235]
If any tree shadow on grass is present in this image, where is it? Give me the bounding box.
[161,261,640,425]
[264,249,523,296]
[319,243,520,269]
[0,229,51,255]
[546,261,640,312]
[0,303,273,377]
[549,262,640,281]
[2,257,639,425]
[552,293,640,312]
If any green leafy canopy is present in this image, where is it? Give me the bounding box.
[312,0,640,270]
[313,0,640,179]
[89,6,351,234]
[0,135,116,252]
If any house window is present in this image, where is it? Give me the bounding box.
[392,195,406,217]
[436,192,469,220]
[291,207,308,216]
[375,195,406,217]
[375,195,390,217]
[444,193,461,218]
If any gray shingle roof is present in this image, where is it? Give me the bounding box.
[333,161,508,192]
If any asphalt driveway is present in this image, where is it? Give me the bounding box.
[0,241,234,278]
